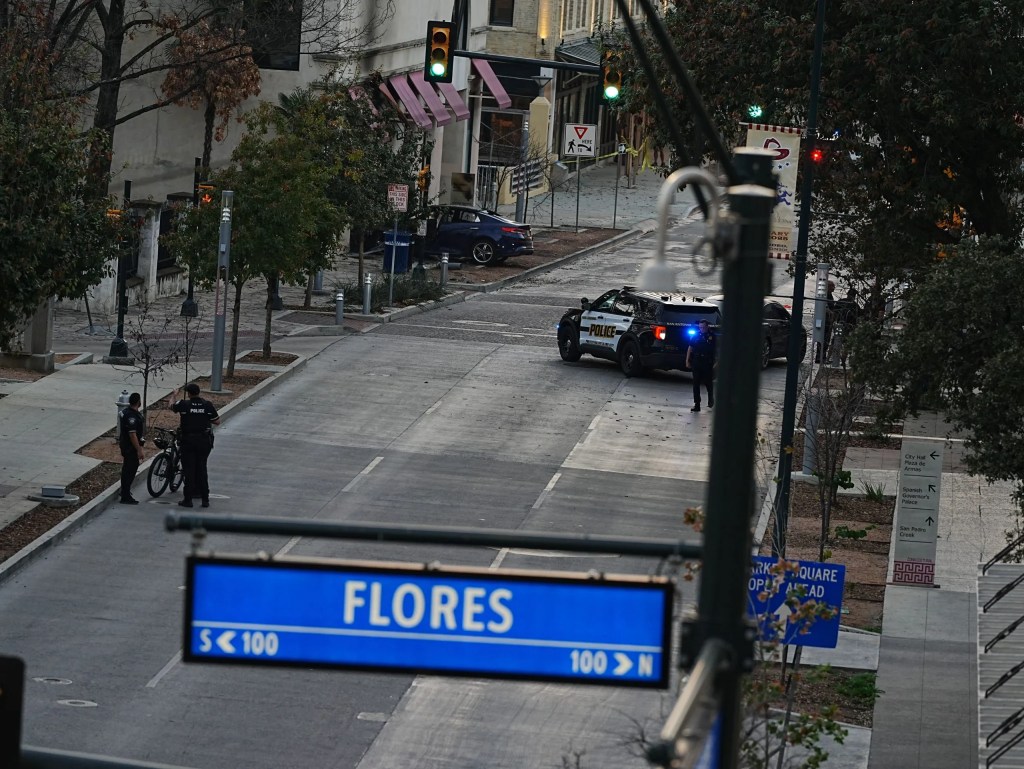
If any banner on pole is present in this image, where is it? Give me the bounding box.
[743,123,801,260]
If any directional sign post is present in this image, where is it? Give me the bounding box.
[185,555,673,688]
[893,440,944,585]
[747,556,845,648]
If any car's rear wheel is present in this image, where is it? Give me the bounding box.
[761,338,772,369]
[619,339,644,377]
[471,239,497,265]
[558,323,582,362]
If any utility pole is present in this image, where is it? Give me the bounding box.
[772,0,828,558]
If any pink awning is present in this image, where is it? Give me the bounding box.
[472,59,512,110]
[388,74,432,129]
[436,82,471,121]
[409,71,454,126]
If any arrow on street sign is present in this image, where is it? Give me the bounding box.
[931,451,940,460]
[926,516,934,526]
[928,484,937,493]
[613,652,632,676]
[216,631,236,653]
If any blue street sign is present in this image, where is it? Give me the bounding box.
[184,556,673,688]
[747,556,845,648]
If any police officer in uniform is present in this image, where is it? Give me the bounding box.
[169,382,220,508]
[118,392,145,504]
[686,319,717,412]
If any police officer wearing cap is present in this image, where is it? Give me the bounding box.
[169,382,220,507]
[118,392,145,504]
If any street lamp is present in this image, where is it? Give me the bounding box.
[108,180,132,360]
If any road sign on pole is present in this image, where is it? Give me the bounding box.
[563,124,596,157]
[184,555,673,688]
[747,556,845,648]
[387,183,409,213]
[893,440,944,585]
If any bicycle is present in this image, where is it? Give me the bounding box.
[147,427,184,497]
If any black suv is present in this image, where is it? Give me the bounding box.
[557,288,722,376]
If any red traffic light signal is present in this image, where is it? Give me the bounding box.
[424,20,454,83]
[809,147,825,163]
[196,184,216,205]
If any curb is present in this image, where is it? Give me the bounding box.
[0,351,319,587]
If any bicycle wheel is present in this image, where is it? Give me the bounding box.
[147,452,172,497]
[169,451,184,492]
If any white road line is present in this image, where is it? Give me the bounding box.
[489,548,510,570]
[277,537,302,556]
[531,472,561,510]
[394,323,549,338]
[146,650,182,688]
[452,320,509,327]
[424,401,442,416]
[342,456,384,492]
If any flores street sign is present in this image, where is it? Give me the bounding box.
[747,556,845,648]
[893,440,944,585]
[184,555,673,688]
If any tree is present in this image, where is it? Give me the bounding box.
[0,4,119,350]
[852,237,1024,509]
[160,19,262,171]
[2,0,396,193]
[163,101,342,372]
[612,0,1024,300]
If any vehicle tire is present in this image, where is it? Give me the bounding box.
[169,451,184,492]
[147,453,172,497]
[470,239,497,265]
[558,323,582,362]
[761,338,772,370]
[619,339,644,377]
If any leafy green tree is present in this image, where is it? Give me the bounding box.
[612,0,1024,302]
[164,101,342,372]
[0,7,119,351]
[853,237,1024,504]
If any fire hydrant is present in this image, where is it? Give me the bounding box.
[116,388,130,433]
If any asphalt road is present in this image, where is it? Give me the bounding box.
[0,215,807,768]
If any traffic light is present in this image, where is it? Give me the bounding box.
[424,20,454,83]
[809,147,825,163]
[747,104,764,120]
[196,183,216,205]
[417,166,430,192]
[602,51,623,101]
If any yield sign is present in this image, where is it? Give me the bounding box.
[563,123,596,157]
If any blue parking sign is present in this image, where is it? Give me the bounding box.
[747,556,845,649]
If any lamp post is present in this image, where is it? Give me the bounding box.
[107,180,132,360]
[772,0,828,558]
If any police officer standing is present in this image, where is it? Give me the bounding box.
[118,392,145,504]
[686,319,717,412]
[169,382,220,508]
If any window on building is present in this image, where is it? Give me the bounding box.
[490,0,514,25]
[248,0,302,71]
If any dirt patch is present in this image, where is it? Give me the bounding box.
[448,227,624,286]
[0,367,47,382]
[764,664,881,727]
[237,351,299,366]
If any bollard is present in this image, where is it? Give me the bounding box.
[440,253,449,288]
[363,274,372,315]
[335,290,344,325]
[116,388,130,433]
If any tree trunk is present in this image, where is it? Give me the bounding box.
[304,271,314,308]
[227,280,243,377]
[88,0,128,196]
[263,277,273,358]
[202,98,215,169]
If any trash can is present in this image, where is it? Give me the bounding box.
[383,232,411,274]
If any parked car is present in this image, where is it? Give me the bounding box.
[425,205,534,266]
[704,295,808,369]
[556,287,722,377]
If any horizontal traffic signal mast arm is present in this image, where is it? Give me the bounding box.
[454,49,600,75]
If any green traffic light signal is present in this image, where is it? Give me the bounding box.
[424,20,454,83]
[602,51,623,102]
[747,104,764,119]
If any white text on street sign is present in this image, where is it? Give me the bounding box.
[893,440,944,586]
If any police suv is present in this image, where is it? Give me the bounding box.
[556,287,722,376]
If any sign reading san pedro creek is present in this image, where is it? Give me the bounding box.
[184,555,673,688]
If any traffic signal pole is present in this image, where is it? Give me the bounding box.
[772,0,828,558]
